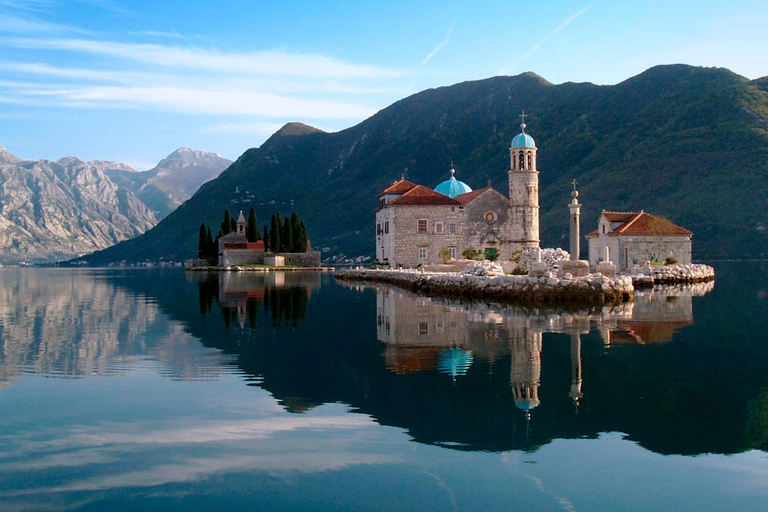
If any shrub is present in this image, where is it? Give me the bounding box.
[462,248,481,260]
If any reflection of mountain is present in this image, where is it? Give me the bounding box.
[4,266,766,457]
[0,269,230,386]
[121,269,763,456]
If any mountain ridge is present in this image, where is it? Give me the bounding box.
[79,64,768,264]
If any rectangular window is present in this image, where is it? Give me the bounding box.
[384,221,389,234]
[418,322,429,336]
[419,248,427,260]
[449,247,457,259]
[376,223,381,235]
[434,222,444,234]
[417,219,428,233]
[449,223,457,234]
[451,207,456,213]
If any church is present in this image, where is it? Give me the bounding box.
[375,115,540,268]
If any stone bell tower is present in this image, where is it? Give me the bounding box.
[508,112,540,249]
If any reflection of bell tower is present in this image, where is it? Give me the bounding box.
[569,332,583,413]
[510,329,542,420]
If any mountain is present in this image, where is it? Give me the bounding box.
[0,153,157,265]
[80,65,768,264]
[104,147,231,219]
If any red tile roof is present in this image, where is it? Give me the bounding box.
[455,186,493,205]
[593,211,693,236]
[388,185,462,206]
[381,179,417,195]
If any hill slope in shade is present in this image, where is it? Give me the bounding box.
[105,147,232,219]
[81,65,768,264]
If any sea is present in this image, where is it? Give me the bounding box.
[0,262,766,511]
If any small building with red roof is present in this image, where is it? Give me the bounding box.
[586,211,693,271]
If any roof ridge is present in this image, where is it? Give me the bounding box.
[615,212,644,233]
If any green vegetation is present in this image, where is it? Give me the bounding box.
[81,65,768,264]
[462,248,482,260]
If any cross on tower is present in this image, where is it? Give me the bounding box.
[572,179,578,192]
[519,111,527,132]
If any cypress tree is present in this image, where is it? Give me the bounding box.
[206,227,214,258]
[263,225,269,251]
[297,220,308,253]
[229,216,236,234]
[282,216,293,253]
[270,214,281,254]
[198,223,207,257]
[247,208,260,242]
[221,209,232,235]
[290,213,300,251]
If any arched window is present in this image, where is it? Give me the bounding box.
[512,154,516,169]
[519,151,524,170]
[527,153,532,168]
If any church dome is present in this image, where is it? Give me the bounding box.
[434,167,473,199]
[511,132,536,148]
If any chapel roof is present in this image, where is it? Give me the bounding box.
[587,211,693,237]
[454,186,496,205]
[387,185,462,206]
[381,179,417,195]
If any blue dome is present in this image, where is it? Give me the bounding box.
[434,168,472,199]
[515,400,539,411]
[511,132,536,148]
[437,348,473,377]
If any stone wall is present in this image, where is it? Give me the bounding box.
[463,189,516,261]
[507,169,539,249]
[281,251,321,268]
[589,233,692,271]
[389,205,464,267]
[221,249,264,267]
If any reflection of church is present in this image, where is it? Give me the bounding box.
[371,281,704,418]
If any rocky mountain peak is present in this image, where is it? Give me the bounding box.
[0,147,23,165]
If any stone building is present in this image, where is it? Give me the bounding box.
[586,211,693,272]
[375,116,540,267]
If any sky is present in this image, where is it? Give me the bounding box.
[1,0,767,170]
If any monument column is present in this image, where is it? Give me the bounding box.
[569,180,581,260]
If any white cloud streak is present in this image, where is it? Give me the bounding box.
[522,2,597,59]
[422,17,457,66]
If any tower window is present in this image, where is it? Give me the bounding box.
[527,153,532,168]
[519,151,524,170]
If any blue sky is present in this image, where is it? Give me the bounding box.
[1,0,767,169]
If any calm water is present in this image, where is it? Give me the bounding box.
[0,264,766,511]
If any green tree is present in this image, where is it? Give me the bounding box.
[198,223,207,258]
[290,213,300,251]
[263,224,269,251]
[270,214,282,254]
[221,209,232,235]
[296,220,308,253]
[282,216,293,252]
[206,227,214,258]
[247,208,260,242]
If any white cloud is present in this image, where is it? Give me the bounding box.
[422,18,457,66]
[4,37,404,78]
[522,2,597,59]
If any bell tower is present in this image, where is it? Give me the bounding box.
[508,112,540,249]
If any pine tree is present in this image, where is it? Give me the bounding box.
[282,216,293,253]
[263,225,269,251]
[198,223,207,257]
[247,208,260,242]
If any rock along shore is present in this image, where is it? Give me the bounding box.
[335,266,634,305]
[626,263,715,288]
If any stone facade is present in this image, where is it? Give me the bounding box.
[375,119,541,268]
[587,211,693,272]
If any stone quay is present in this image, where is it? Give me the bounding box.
[336,262,634,305]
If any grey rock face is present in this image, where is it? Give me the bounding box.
[105,147,231,219]
[0,151,157,264]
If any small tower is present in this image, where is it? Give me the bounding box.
[569,180,581,260]
[236,210,246,236]
[508,112,540,249]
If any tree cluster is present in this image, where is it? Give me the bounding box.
[198,208,308,259]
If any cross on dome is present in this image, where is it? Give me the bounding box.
[519,111,527,133]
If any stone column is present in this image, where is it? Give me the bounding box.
[569,190,581,260]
